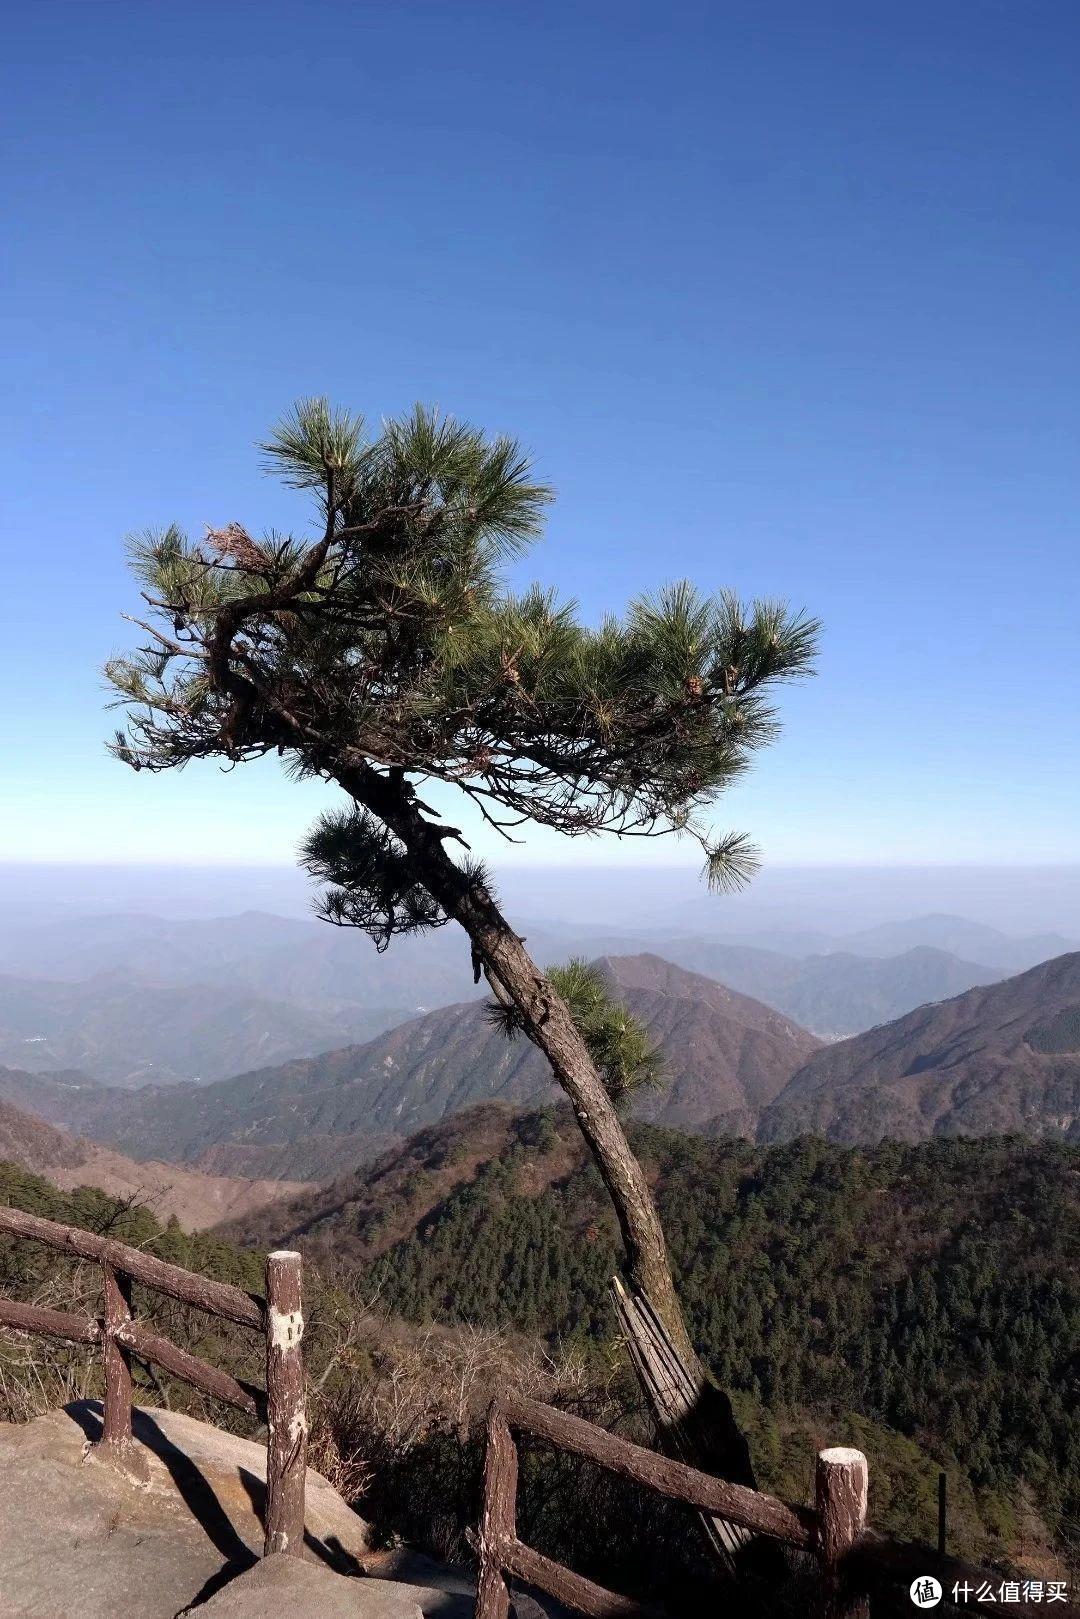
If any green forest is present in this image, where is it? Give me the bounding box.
[341,1115,1080,1566]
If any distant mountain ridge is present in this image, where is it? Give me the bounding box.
[640,940,1005,1035]
[0,907,488,1009]
[0,906,1070,1070]
[0,972,404,1086]
[759,950,1080,1143]
[837,913,1078,971]
[6,947,1080,1182]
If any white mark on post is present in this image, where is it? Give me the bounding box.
[268,1306,304,1350]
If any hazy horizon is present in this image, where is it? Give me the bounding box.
[4,860,1080,939]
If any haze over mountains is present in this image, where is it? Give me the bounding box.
[635,939,1005,1035]
[0,973,398,1087]
[1,882,1078,1202]
[0,902,1070,1092]
[4,941,1079,1188]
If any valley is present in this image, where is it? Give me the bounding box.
[0,1097,309,1228]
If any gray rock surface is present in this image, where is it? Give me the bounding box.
[0,1402,561,1619]
[0,1401,372,1617]
[190,1555,425,1617]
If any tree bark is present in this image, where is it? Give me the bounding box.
[203,642,752,1470]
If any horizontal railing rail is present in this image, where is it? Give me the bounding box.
[0,1205,263,1326]
[476,1394,1080,1619]
[475,1397,867,1618]
[0,1203,306,1557]
[504,1394,818,1548]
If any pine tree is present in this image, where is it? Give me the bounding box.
[106,398,817,1382]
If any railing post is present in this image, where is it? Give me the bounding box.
[816,1446,869,1619]
[91,1262,149,1483]
[264,1250,306,1557]
[476,1400,518,1619]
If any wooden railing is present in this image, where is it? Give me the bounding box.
[475,1395,861,1617]
[475,1394,1080,1618]
[0,1205,307,1558]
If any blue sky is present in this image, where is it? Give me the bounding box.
[3,1,1079,869]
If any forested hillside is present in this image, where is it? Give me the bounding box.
[0,1097,310,1228]
[235,1105,1080,1570]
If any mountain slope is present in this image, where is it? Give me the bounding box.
[592,954,820,1132]
[2,957,819,1180]
[0,1096,310,1228]
[759,951,1080,1143]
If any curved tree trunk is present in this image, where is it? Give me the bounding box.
[313,758,757,1512]
[338,760,697,1363]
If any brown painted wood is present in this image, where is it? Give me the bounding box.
[118,1318,262,1418]
[501,1538,667,1618]
[99,1265,135,1448]
[0,1295,101,1345]
[92,1262,151,1480]
[816,1447,869,1618]
[476,1403,518,1619]
[263,1251,306,1557]
[504,1395,816,1549]
[0,1205,264,1329]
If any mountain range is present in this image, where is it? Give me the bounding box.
[0,972,402,1086]
[5,948,1080,1182]
[637,940,1004,1035]
[0,956,819,1179]
[759,949,1080,1143]
[0,904,1067,1089]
